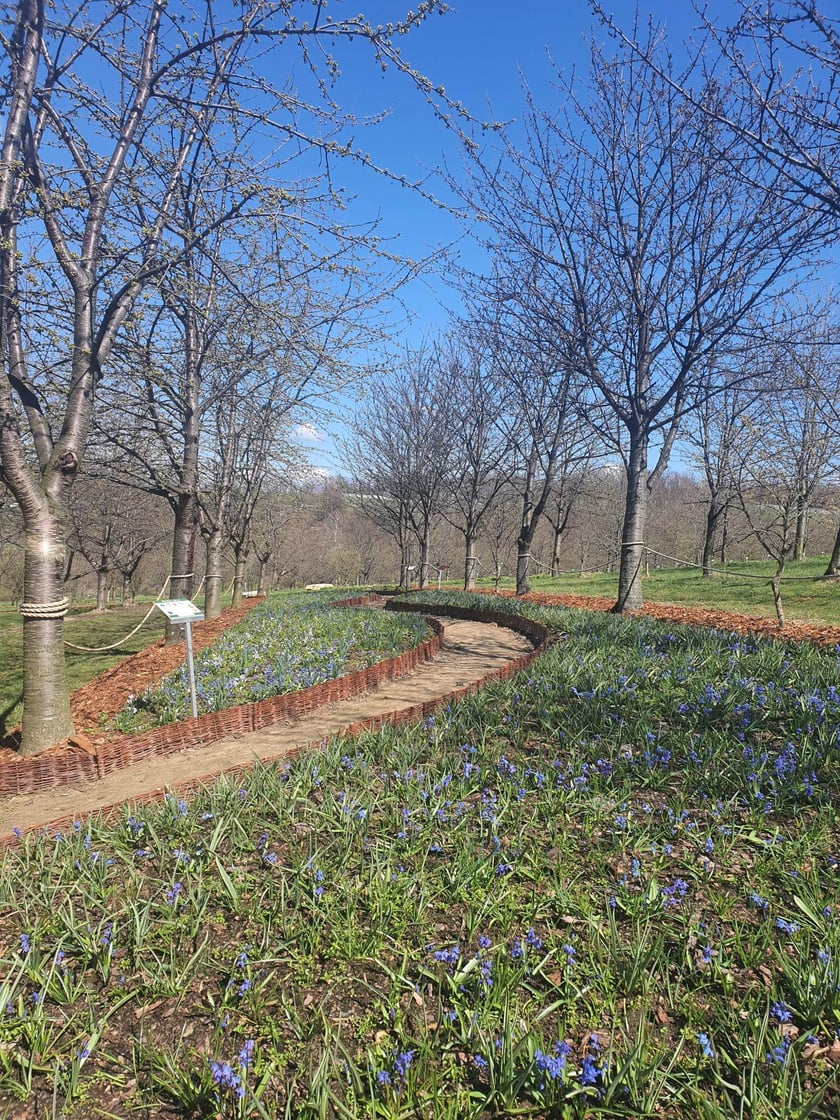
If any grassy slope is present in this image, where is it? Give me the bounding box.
[1,597,838,1117]
[477,556,840,626]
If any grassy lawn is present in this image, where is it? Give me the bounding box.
[1,592,839,1117]
[477,556,840,626]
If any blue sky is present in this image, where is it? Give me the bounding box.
[290,0,743,469]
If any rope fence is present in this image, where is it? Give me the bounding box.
[60,572,206,653]
[641,546,832,582]
[499,544,836,585]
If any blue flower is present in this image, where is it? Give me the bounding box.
[771,1001,792,1023]
[209,1059,244,1098]
[661,877,690,909]
[775,917,800,936]
[698,1032,714,1059]
[535,1041,571,1084]
[766,1037,791,1065]
[393,1049,415,1080]
[579,1054,602,1087]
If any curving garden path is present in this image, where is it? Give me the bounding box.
[0,614,538,841]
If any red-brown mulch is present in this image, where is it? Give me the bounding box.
[504,589,840,647]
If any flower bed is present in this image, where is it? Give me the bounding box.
[111,591,430,733]
[1,593,839,1117]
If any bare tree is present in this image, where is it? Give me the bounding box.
[436,334,512,589]
[348,351,456,589]
[685,363,758,576]
[603,2,840,229]
[473,289,588,596]
[67,479,166,611]
[461,22,820,614]
[0,0,463,753]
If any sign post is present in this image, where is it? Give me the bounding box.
[154,599,205,719]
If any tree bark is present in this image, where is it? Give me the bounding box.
[824,520,840,576]
[203,526,224,619]
[418,533,430,590]
[551,524,563,576]
[516,536,533,596]
[702,502,722,578]
[95,564,108,611]
[464,530,478,591]
[20,513,74,754]
[770,561,786,630]
[231,542,248,607]
[613,432,648,613]
[167,495,197,642]
[793,496,807,561]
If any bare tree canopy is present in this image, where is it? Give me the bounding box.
[597,1,840,222]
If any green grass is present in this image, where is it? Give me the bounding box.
[477,555,840,626]
[1,592,839,1117]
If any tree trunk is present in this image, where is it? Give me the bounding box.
[719,508,729,566]
[613,432,648,613]
[256,557,267,595]
[167,494,197,642]
[824,520,840,576]
[702,502,721,578]
[231,543,248,607]
[203,526,224,619]
[95,565,108,611]
[399,546,411,590]
[551,525,563,576]
[793,497,807,561]
[19,513,74,754]
[516,465,536,596]
[464,529,478,590]
[418,533,430,590]
[516,536,532,596]
[770,560,786,630]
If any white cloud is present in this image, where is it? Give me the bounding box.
[293,423,327,443]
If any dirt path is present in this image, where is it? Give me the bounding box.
[0,618,533,839]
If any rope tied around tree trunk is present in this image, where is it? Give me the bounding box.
[18,597,70,619]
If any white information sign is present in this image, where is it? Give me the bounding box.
[154,599,204,718]
[154,598,205,623]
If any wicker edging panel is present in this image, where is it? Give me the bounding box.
[0,609,444,799]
